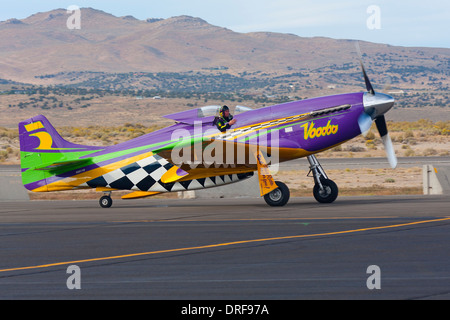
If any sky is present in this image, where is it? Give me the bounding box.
[1,0,449,48]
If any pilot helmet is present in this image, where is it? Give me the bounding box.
[220,105,230,117]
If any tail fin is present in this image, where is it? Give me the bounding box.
[19,115,102,191]
[19,115,89,152]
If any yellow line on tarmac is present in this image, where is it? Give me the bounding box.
[1,217,449,273]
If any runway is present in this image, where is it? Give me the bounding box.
[0,195,449,301]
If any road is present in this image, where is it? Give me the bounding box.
[0,195,449,302]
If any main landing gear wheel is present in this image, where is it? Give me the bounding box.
[264,181,290,207]
[313,179,338,204]
[307,155,339,204]
[99,195,113,208]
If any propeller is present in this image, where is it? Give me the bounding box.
[356,43,375,95]
[355,42,397,169]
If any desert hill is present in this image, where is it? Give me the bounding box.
[0,7,449,130]
[0,7,449,89]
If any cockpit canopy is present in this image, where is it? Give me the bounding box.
[163,105,253,125]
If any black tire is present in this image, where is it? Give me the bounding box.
[99,196,113,208]
[313,179,338,204]
[264,181,290,207]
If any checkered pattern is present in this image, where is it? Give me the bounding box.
[86,154,254,193]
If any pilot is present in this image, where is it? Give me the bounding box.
[215,105,236,132]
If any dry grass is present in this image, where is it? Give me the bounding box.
[273,167,423,197]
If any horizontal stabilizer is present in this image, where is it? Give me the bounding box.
[33,158,93,171]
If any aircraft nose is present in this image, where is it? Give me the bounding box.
[363,92,395,119]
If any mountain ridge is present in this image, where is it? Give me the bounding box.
[0,7,449,97]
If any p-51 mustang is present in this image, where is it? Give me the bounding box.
[19,52,397,208]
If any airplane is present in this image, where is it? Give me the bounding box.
[18,48,397,208]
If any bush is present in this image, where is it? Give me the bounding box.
[365,140,377,150]
[364,131,376,140]
[347,145,365,152]
[404,149,415,157]
[423,148,438,156]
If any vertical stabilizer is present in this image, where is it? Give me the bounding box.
[18,115,103,191]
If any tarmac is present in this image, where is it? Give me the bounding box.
[0,195,449,300]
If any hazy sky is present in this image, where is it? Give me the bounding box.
[1,0,449,48]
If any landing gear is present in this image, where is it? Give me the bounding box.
[264,181,290,207]
[99,193,113,208]
[307,155,339,204]
[313,179,338,203]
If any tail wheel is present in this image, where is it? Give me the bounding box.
[313,179,338,204]
[264,181,290,207]
[99,195,113,208]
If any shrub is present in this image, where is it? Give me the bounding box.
[347,145,365,152]
[423,148,438,156]
[364,131,376,140]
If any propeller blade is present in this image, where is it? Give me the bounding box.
[375,114,388,137]
[358,112,372,137]
[360,61,375,95]
[355,42,375,95]
[381,133,397,169]
[356,42,397,168]
[375,115,398,169]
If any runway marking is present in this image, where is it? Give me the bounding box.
[1,217,449,273]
